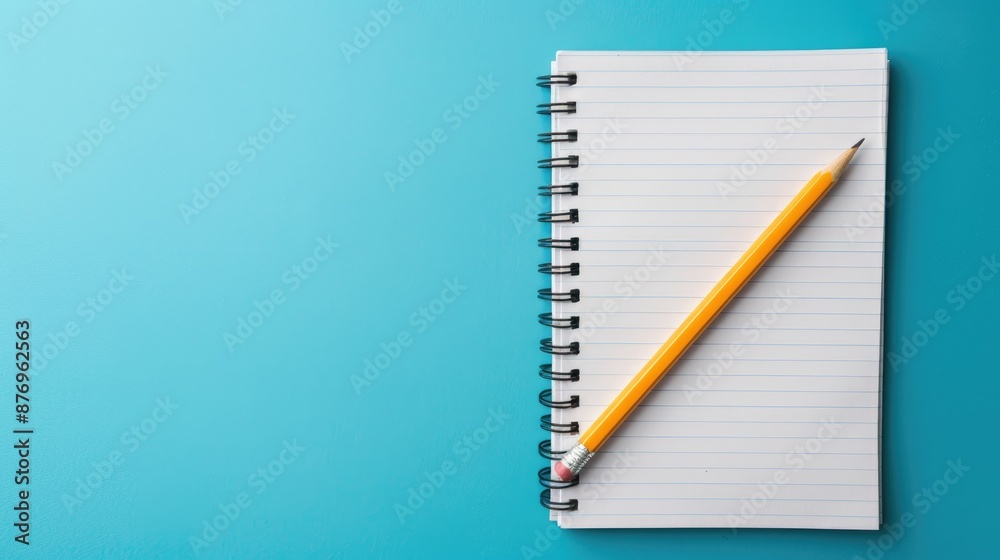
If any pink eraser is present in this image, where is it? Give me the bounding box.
[553,461,573,482]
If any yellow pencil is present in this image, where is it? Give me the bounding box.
[553,139,866,481]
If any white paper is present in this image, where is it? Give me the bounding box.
[547,49,888,530]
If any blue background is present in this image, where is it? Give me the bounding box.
[0,0,996,558]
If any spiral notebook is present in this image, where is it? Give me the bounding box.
[536,49,888,530]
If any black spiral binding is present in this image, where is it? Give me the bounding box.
[538,130,578,143]
[538,209,578,224]
[538,182,578,196]
[536,73,577,87]
[536,72,580,512]
[538,237,580,251]
[537,288,580,303]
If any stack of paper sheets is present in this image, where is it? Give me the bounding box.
[544,49,888,529]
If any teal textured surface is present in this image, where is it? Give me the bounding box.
[0,0,995,558]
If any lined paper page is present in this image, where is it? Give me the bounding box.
[548,50,887,529]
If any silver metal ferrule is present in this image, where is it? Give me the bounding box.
[560,442,595,477]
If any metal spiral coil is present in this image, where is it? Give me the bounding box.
[537,68,581,512]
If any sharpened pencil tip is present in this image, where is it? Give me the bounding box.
[825,138,865,182]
